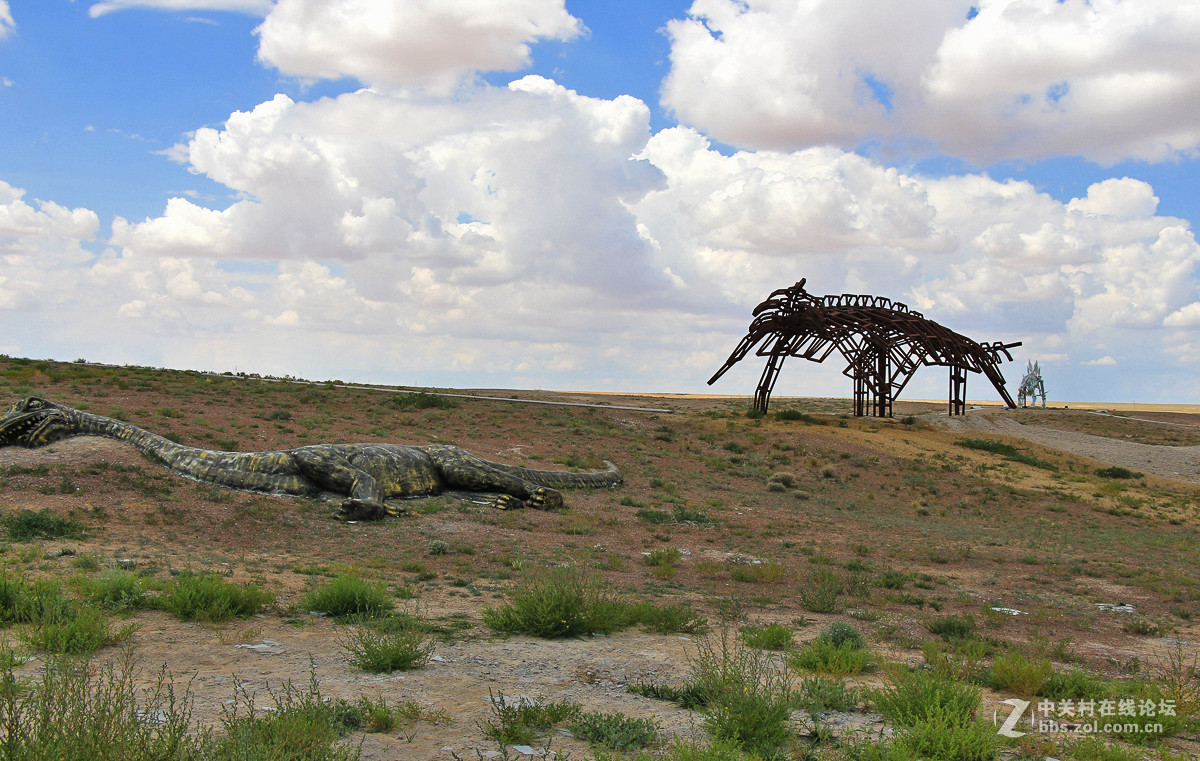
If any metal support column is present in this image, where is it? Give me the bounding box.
[949,366,967,415]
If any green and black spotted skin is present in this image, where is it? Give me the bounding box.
[0,397,622,520]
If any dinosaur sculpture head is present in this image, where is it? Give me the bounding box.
[0,397,77,448]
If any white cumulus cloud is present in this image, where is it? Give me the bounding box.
[72,84,1200,397]
[255,0,583,92]
[662,0,1200,163]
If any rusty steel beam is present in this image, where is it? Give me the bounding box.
[708,279,1022,416]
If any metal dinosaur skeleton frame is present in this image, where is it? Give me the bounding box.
[708,279,1021,417]
[0,397,622,520]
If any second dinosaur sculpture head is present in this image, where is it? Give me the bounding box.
[0,397,77,448]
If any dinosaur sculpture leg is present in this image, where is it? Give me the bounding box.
[427,446,565,510]
[292,447,405,521]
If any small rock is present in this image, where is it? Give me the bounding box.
[235,640,284,654]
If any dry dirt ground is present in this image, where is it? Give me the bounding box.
[0,361,1198,759]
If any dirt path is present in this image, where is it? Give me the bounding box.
[935,411,1200,483]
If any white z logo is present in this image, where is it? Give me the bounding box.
[995,698,1029,738]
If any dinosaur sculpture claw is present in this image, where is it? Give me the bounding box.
[527,487,564,510]
[335,498,389,522]
[491,494,522,510]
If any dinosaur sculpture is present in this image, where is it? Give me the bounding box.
[1017,360,1047,408]
[709,279,1021,416]
[0,397,622,520]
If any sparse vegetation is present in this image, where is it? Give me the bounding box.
[482,565,639,638]
[477,690,580,746]
[152,573,272,622]
[690,625,794,758]
[341,614,434,673]
[3,508,86,541]
[568,709,660,752]
[789,622,873,678]
[868,667,997,761]
[1,357,1197,759]
[300,573,394,619]
[956,437,1058,470]
[1096,466,1144,479]
[739,621,793,650]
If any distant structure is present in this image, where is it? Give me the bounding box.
[1017,361,1047,408]
[708,279,1022,417]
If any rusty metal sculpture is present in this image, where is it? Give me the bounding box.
[708,279,1021,417]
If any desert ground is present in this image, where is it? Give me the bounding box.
[0,357,1197,760]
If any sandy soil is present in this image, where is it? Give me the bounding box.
[937,410,1200,484]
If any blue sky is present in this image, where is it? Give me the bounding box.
[1,0,1199,404]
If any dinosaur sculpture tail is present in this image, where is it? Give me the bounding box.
[491,460,623,490]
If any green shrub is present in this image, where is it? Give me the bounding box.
[635,508,673,524]
[3,509,85,541]
[353,695,399,733]
[478,690,580,745]
[635,602,709,634]
[22,602,132,656]
[1037,668,1110,700]
[1096,466,1142,479]
[990,650,1052,695]
[482,565,638,638]
[922,640,990,684]
[870,669,998,759]
[208,670,361,761]
[390,391,457,410]
[927,613,976,641]
[636,506,712,525]
[153,573,272,622]
[1121,617,1166,636]
[730,560,786,584]
[891,704,998,761]
[789,637,874,678]
[0,574,54,625]
[776,409,824,425]
[877,569,909,589]
[740,622,793,650]
[817,621,865,650]
[644,547,683,567]
[300,573,393,619]
[628,680,708,709]
[342,616,433,673]
[86,569,145,611]
[796,676,858,713]
[799,567,842,613]
[868,666,984,729]
[691,628,794,758]
[0,653,205,760]
[0,578,109,655]
[956,438,1057,471]
[568,710,660,751]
